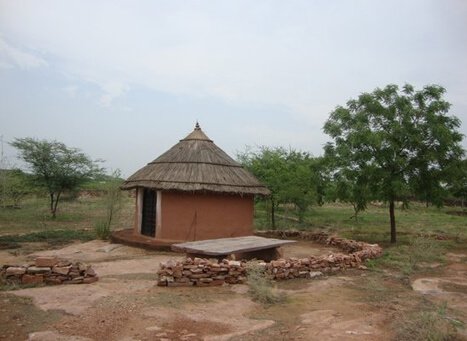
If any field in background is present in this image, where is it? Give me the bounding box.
[1,195,465,246]
[254,201,466,246]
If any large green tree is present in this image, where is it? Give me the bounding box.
[446,158,467,210]
[238,147,325,226]
[238,147,288,228]
[323,84,464,243]
[11,138,102,218]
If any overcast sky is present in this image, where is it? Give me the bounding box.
[1,0,466,177]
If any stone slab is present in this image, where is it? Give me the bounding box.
[172,236,295,256]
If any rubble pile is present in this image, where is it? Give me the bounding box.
[1,256,98,286]
[157,232,383,286]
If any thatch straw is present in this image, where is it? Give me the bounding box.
[121,124,270,196]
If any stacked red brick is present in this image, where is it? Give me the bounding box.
[157,232,383,286]
[157,258,246,287]
[1,256,98,285]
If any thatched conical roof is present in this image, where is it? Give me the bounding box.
[121,123,270,196]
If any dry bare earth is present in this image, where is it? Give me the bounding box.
[0,240,466,341]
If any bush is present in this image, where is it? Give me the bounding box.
[246,262,287,304]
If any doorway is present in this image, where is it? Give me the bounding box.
[141,189,156,237]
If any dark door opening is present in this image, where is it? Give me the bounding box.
[141,189,156,237]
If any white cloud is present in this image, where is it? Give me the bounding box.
[98,81,129,107]
[62,85,78,98]
[0,36,47,69]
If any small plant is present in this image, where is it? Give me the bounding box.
[246,262,287,305]
[94,171,123,240]
[94,219,111,240]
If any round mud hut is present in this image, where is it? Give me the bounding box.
[118,123,270,246]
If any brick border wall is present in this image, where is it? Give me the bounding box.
[157,231,382,286]
[1,257,98,286]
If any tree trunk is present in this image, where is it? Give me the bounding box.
[271,198,276,230]
[389,200,396,243]
[51,192,61,219]
[50,193,55,218]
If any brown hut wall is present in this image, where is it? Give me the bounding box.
[159,192,254,241]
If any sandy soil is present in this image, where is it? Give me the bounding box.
[1,240,466,340]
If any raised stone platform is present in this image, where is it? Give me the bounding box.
[111,229,176,251]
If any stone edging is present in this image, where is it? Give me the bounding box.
[1,256,98,286]
[157,231,382,287]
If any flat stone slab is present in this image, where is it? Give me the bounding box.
[172,236,296,256]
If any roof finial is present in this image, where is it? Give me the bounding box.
[195,121,200,130]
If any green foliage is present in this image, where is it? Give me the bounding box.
[324,84,465,243]
[10,138,103,218]
[328,171,370,221]
[239,146,329,226]
[94,171,123,239]
[445,158,467,209]
[246,262,287,305]
[0,169,31,208]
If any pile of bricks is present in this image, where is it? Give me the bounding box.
[0,256,98,285]
[267,254,365,280]
[157,258,246,287]
[157,231,383,286]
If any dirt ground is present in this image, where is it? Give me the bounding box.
[1,240,466,341]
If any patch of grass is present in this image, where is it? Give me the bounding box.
[370,236,445,276]
[0,194,134,236]
[0,229,95,246]
[0,277,45,291]
[0,241,20,250]
[360,277,396,306]
[246,262,287,305]
[393,303,459,341]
